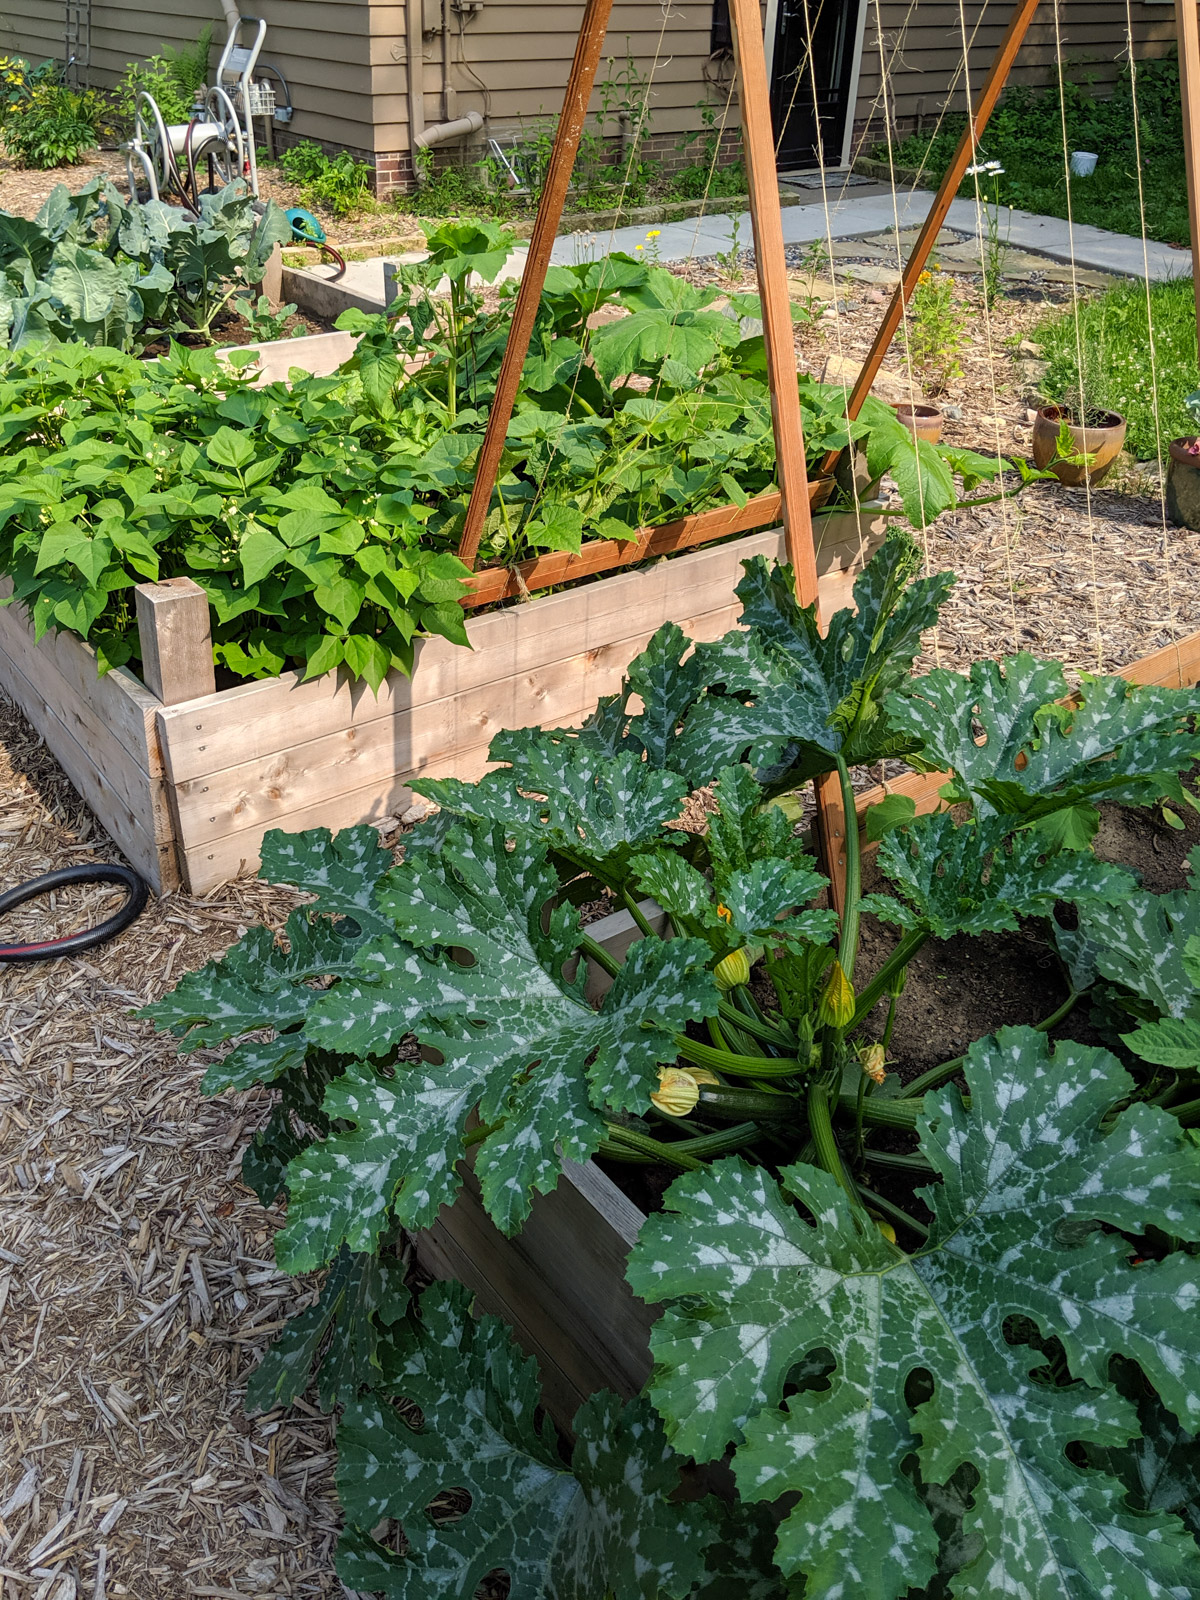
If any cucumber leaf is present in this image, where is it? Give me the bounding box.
[888,655,1200,838]
[334,1282,713,1600]
[628,1028,1200,1599]
[865,811,1137,938]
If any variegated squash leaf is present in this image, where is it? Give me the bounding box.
[627,1028,1200,1599]
[631,765,836,955]
[1079,849,1200,1021]
[412,728,689,882]
[864,811,1137,938]
[888,655,1200,848]
[245,1245,409,1413]
[334,1281,716,1600]
[277,822,716,1261]
[673,537,953,789]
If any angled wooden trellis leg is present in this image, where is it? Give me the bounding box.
[456,0,615,569]
[727,0,849,914]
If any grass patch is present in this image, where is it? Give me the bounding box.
[1033,276,1197,458]
[882,57,1189,246]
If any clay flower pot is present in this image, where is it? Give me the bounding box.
[1166,437,1200,530]
[892,401,944,444]
[1031,404,1126,487]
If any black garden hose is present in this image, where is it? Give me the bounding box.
[0,865,148,963]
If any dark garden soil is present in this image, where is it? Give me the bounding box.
[598,784,1200,1220]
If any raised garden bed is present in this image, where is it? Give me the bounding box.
[0,507,883,894]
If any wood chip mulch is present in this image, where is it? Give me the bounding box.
[0,700,347,1600]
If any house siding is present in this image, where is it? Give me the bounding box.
[0,0,1180,191]
[2,1,378,157]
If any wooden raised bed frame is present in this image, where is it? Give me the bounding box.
[414,627,1200,1432]
[0,454,882,893]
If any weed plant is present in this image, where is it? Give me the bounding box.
[1035,275,1198,457]
[901,267,969,393]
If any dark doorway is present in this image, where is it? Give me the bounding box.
[769,0,863,169]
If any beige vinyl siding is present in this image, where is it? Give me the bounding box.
[2,1,378,154]
[0,0,63,65]
[853,0,1178,146]
[369,0,729,157]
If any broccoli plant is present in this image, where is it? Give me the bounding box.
[143,535,1200,1597]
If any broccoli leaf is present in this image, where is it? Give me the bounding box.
[865,811,1137,938]
[627,1028,1200,1599]
[334,1282,712,1600]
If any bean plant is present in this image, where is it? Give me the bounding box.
[146,535,1200,1598]
[0,219,1012,687]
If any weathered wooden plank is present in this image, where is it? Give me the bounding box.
[0,640,177,891]
[157,528,792,786]
[135,578,216,707]
[220,329,361,387]
[165,600,748,851]
[0,584,162,776]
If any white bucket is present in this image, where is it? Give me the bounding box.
[1070,150,1099,177]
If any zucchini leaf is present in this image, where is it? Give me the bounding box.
[413,729,689,881]
[865,811,1137,938]
[283,823,715,1253]
[334,1281,713,1600]
[674,536,953,788]
[1080,849,1200,1019]
[627,1028,1200,1599]
[245,1245,409,1414]
[888,655,1200,842]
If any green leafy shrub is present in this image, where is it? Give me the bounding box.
[278,141,373,216]
[1034,274,1198,458]
[0,178,290,350]
[114,26,214,128]
[2,78,109,169]
[142,535,1200,1595]
[881,56,1189,247]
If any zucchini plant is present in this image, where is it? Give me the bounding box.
[143,534,1200,1596]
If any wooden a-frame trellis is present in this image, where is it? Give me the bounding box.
[447,0,1200,909]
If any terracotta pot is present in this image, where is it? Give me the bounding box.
[892,401,944,445]
[1031,404,1126,487]
[1166,437,1200,530]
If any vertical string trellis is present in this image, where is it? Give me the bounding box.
[1049,0,1106,674]
[1122,0,1182,678]
[953,0,1021,657]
